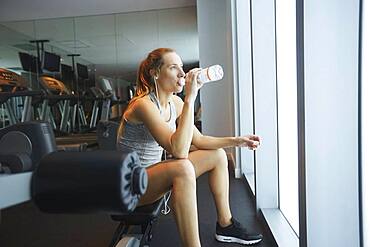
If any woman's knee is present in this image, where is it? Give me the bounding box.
[173,159,196,181]
[214,148,228,163]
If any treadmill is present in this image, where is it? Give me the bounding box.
[38,75,98,149]
[0,68,42,127]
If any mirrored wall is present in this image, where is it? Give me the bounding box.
[0,7,199,101]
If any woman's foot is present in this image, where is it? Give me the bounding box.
[215,218,263,245]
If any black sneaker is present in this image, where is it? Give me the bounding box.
[215,218,263,245]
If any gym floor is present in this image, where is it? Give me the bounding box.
[0,170,275,247]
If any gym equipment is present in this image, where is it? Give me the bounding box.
[0,68,28,90]
[39,75,70,95]
[99,78,117,120]
[110,197,165,247]
[0,121,56,173]
[88,87,106,128]
[97,120,119,150]
[38,75,78,133]
[17,43,87,134]
[0,68,43,127]
[0,121,160,246]
[32,150,147,214]
[38,75,115,134]
[0,90,41,126]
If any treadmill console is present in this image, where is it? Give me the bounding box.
[39,76,70,95]
[0,68,28,91]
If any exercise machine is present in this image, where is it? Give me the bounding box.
[0,68,43,128]
[0,121,164,246]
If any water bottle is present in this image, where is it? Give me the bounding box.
[179,65,224,86]
[197,64,224,84]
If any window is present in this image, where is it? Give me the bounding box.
[361,0,370,245]
[234,0,255,192]
[275,0,299,235]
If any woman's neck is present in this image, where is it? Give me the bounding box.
[156,90,172,110]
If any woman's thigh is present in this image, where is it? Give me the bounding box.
[138,158,194,206]
[138,149,227,206]
[188,148,228,178]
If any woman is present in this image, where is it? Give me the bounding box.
[117,48,263,246]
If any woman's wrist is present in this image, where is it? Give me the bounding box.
[233,136,248,147]
[184,96,196,105]
[232,136,240,147]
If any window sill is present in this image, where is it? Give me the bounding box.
[244,172,255,195]
[260,208,299,247]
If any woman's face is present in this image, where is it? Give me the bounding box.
[156,52,185,94]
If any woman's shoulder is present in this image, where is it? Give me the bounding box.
[130,95,152,109]
[131,96,157,114]
[125,95,158,123]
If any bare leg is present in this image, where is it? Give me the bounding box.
[170,164,200,247]
[188,149,233,227]
[138,159,201,247]
[138,148,231,246]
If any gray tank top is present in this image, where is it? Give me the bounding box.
[117,92,177,167]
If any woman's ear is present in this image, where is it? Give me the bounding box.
[149,69,158,79]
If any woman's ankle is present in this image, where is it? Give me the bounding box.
[217,216,232,228]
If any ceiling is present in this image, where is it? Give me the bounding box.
[0,0,196,22]
[0,1,198,82]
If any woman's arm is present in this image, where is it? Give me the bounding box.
[172,95,261,152]
[132,98,193,159]
[191,126,261,150]
[133,69,201,159]
[169,99,194,157]
[167,69,202,157]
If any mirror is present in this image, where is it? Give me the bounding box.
[0,7,198,94]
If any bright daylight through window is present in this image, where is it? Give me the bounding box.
[275,0,299,235]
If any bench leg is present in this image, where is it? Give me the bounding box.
[109,222,129,247]
[139,220,155,247]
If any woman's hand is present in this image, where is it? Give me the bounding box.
[235,135,261,150]
[184,68,202,103]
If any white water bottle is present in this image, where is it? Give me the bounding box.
[197,64,224,84]
[179,65,224,86]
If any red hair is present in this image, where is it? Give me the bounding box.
[130,48,175,105]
